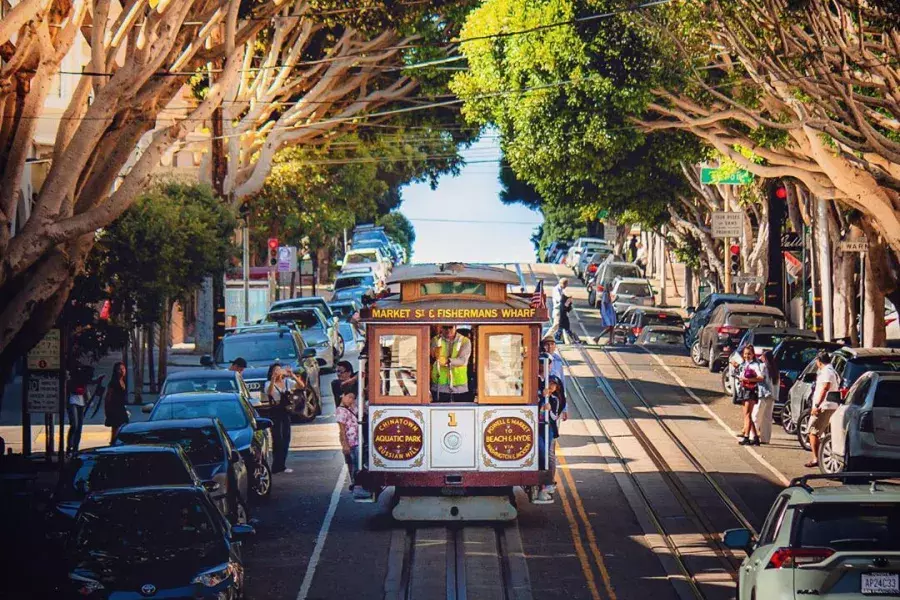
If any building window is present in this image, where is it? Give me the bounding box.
[484,334,525,397]
[379,334,418,396]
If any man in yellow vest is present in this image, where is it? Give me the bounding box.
[430,325,472,402]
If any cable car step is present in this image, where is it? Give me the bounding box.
[392,495,517,521]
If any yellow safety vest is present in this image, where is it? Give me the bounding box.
[431,336,468,387]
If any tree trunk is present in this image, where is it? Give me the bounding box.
[158,299,172,389]
[815,197,834,341]
[131,327,143,405]
[146,325,156,395]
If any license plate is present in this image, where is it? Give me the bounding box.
[862,573,899,595]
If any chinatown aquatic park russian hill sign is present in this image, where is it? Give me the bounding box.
[483,417,534,461]
[363,306,542,322]
[373,416,424,461]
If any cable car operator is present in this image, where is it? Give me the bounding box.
[431,325,472,402]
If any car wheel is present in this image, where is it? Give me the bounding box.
[334,334,345,360]
[781,401,797,435]
[588,290,595,306]
[722,368,734,396]
[252,460,272,500]
[292,387,320,423]
[818,432,844,474]
[231,497,250,525]
[690,341,706,366]
[708,347,719,373]
[797,408,812,451]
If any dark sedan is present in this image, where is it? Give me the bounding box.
[114,418,250,524]
[147,392,274,501]
[685,293,758,348]
[160,369,253,405]
[63,486,252,599]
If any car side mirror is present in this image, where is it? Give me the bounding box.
[202,481,221,493]
[302,348,317,359]
[200,355,214,367]
[722,528,754,551]
[826,390,843,404]
[255,417,273,430]
[231,524,255,540]
[230,450,241,464]
[141,403,155,414]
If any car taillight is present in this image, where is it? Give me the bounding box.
[596,283,605,291]
[632,327,643,336]
[588,264,598,273]
[717,326,740,336]
[840,386,849,399]
[766,547,834,569]
[859,411,874,433]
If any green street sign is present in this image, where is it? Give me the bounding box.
[700,167,754,186]
[596,209,609,220]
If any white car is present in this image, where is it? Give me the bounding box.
[609,276,655,313]
[342,248,389,280]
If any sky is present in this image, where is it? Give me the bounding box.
[399,134,543,264]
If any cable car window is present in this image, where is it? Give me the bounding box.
[379,334,418,396]
[420,282,486,296]
[484,334,525,397]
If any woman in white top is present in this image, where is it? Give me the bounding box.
[736,345,764,445]
[265,363,304,474]
[751,350,777,444]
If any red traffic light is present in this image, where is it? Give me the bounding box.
[730,244,741,255]
[267,238,279,250]
[774,186,787,200]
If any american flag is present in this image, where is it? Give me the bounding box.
[530,279,546,309]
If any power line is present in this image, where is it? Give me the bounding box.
[403,217,541,225]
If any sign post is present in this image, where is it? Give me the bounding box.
[840,238,869,346]
[712,212,743,293]
[700,167,754,186]
[23,328,63,459]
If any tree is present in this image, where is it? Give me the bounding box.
[377,212,416,261]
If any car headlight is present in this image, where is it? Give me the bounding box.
[316,340,330,348]
[69,572,104,595]
[192,562,235,587]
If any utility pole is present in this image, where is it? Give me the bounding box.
[765,181,786,311]
[658,228,667,306]
[238,200,250,325]
[723,237,733,293]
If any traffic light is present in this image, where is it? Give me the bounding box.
[772,182,788,201]
[268,238,279,267]
[730,244,741,275]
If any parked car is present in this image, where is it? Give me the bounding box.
[114,418,250,524]
[772,339,842,431]
[161,369,254,406]
[334,272,378,295]
[692,303,787,372]
[146,392,275,500]
[636,325,687,347]
[45,445,203,543]
[817,372,900,474]
[789,347,900,450]
[203,324,322,421]
[587,260,643,306]
[329,299,363,353]
[615,307,685,345]
[684,293,759,348]
[609,276,656,313]
[566,237,606,269]
[723,472,900,600]
[342,247,390,280]
[721,327,817,398]
[267,306,343,370]
[63,486,252,599]
[330,285,373,305]
[577,248,614,282]
[572,243,608,278]
[269,296,337,323]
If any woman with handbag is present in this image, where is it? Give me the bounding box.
[265,363,304,474]
[735,345,764,446]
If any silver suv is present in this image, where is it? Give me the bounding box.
[724,473,900,599]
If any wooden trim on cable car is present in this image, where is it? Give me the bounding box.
[476,324,535,405]
[368,324,430,405]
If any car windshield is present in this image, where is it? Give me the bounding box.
[332,288,363,302]
[728,312,786,328]
[335,275,373,290]
[152,399,249,430]
[269,310,322,330]
[219,333,296,363]
[346,252,377,264]
[779,345,837,370]
[162,376,236,395]
[797,503,900,551]
[845,358,900,386]
[57,453,194,501]
[604,265,642,282]
[75,493,219,553]
[116,427,225,465]
[645,313,684,327]
[616,283,652,296]
[330,304,356,320]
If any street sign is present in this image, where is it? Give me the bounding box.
[700,167,754,186]
[603,220,617,243]
[27,329,60,370]
[733,274,765,286]
[596,209,609,220]
[839,240,869,253]
[276,246,297,272]
[711,212,743,238]
[27,372,60,413]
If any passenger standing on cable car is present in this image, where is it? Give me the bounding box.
[536,353,562,502]
[430,325,471,402]
[541,337,568,422]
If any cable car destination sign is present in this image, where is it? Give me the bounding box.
[362,306,543,322]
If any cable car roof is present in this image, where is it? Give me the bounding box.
[386,263,521,286]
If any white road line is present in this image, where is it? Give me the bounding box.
[295,467,348,600]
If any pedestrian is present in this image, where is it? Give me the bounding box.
[103,362,129,443]
[628,235,639,262]
[752,350,777,444]
[546,278,568,342]
[265,363,303,474]
[555,282,581,344]
[599,288,617,344]
[66,384,86,456]
[735,345,763,446]
[635,241,647,275]
[331,360,358,408]
[540,337,568,422]
[336,389,363,495]
[805,351,840,469]
[228,357,247,375]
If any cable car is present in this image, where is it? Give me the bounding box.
[353,263,553,520]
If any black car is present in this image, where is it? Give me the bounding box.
[205,324,322,421]
[64,486,252,599]
[770,339,842,427]
[330,285,373,305]
[147,392,274,501]
[161,369,254,405]
[692,303,787,372]
[684,293,758,348]
[615,308,685,345]
[269,296,337,323]
[114,418,250,524]
[46,445,203,546]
